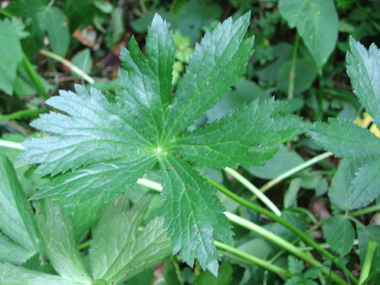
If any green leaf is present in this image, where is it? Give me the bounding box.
[164,12,253,138]
[36,199,91,283]
[0,234,32,265]
[288,256,304,274]
[159,155,232,274]
[90,197,171,284]
[0,262,70,285]
[71,49,92,78]
[0,152,41,256]
[307,119,380,157]
[279,0,338,66]
[0,20,23,95]
[45,7,70,57]
[357,225,380,271]
[329,157,368,211]
[347,38,380,127]
[173,100,306,168]
[350,160,380,209]
[322,215,355,256]
[194,263,233,285]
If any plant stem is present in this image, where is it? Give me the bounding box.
[214,240,295,279]
[359,241,377,284]
[21,53,50,99]
[78,240,90,250]
[0,140,25,150]
[259,152,334,195]
[137,178,162,192]
[349,204,380,217]
[0,8,12,18]
[225,212,347,285]
[288,32,299,99]
[0,108,49,122]
[206,178,357,284]
[224,167,281,216]
[39,49,95,84]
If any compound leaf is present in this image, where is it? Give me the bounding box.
[347,38,380,128]
[164,12,253,137]
[0,152,40,257]
[36,199,91,283]
[350,159,380,209]
[0,263,72,285]
[160,155,232,274]
[279,0,338,66]
[308,119,380,157]
[90,197,171,284]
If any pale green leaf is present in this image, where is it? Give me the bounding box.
[0,152,41,255]
[307,119,380,157]
[0,234,32,265]
[329,157,368,211]
[0,263,74,285]
[288,256,304,274]
[164,12,253,137]
[0,20,23,95]
[36,199,92,283]
[45,7,70,57]
[347,38,380,127]
[90,197,171,284]
[279,0,338,66]
[322,215,355,255]
[350,159,380,209]
[194,263,233,285]
[160,155,232,274]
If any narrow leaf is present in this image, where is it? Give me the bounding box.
[0,152,40,255]
[36,199,91,283]
[347,38,380,128]
[279,0,338,66]
[164,12,253,137]
[350,159,380,209]
[90,197,171,284]
[308,118,380,157]
[45,7,70,57]
[160,155,232,274]
[0,263,71,285]
[322,215,355,256]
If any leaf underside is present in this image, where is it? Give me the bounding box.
[17,12,307,272]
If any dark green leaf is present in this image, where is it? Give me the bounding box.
[45,7,70,57]
[0,20,23,95]
[322,215,355,255]
[194,263,233,285]
[160,155,232,274]
[71,49,92,78]
[350,160,380,209]
[357,225,380,271]
[0,152,41,256]
[36,200,91,283]
[90,197,171,284]
[308,119,380,157]
[347,38,380,127]
[279,0,338,66]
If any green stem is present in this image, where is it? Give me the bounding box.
[206,178,357,284]
[349,204,380,217]
[39,49,95,84]
[224,167,281,216]
[0,140,25,150]
[359,241,377,284]
[214,240,295,279]
[0,108,49,122]
[225,212,347,285]
[21,53,50,99]
[0,8,13,18]
[137,178,162,192]
[78,240,90,251]
[259,152,333,195]
[288,32,299,99]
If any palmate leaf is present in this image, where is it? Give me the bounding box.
[17,13,307,272]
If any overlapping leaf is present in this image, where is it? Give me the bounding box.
[309,38,380,209]
[17,13,308,272]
